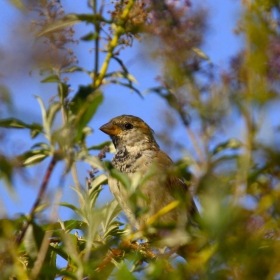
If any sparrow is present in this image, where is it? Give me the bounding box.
[100,115,197,231]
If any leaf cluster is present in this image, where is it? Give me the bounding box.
[1,0,280,279]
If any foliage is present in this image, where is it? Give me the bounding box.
[1,0,280,279]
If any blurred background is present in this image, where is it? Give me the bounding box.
[2,1,280,278]
[0,0,242,219]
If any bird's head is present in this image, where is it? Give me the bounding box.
[100,115,159,151]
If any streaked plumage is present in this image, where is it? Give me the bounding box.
[100,115,196,230]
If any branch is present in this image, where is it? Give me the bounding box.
[96,240,156,273]
[15,156,57,245]
[93,0,135,88]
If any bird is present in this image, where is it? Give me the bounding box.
[99,115,197,234]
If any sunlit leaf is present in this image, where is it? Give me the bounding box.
[19,145,50,166]
[89,173,108,190]
[35,95,48,137]
[41,74,61,83]
[88,141,111,151]
[89,174,108,208]
[46,102,61,131]
[212,138,242,155]
[70,86,103,141]
[108,80,142,97]
[110,168,131,190]
[88,141,115,153]
[191,47,212,64]
[0,118,42,138]
[61,66,91,75]
[37,14,110,38]
[101,200,123,239]
[81,32,98,41]
[60,202,84,218]
[83,155,105,171]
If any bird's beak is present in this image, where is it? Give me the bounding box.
[99,122,122,136]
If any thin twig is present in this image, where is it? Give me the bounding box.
[185,126,205,164]
[30,174,65,279]
[15,156,57,245]
[93,0,100,82]
[96,240,156,273]
[93,0,135,88]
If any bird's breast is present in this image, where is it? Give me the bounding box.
[112,148,155,173]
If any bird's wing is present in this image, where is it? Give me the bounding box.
[155,150,198,217]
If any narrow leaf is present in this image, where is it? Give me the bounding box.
[60,202,84,218]
[23,154,48,166]
[41,74,61,83]
[212,138,242,155]
[110,169,131,190]
[46,102,61,129]
[90,174,108,189]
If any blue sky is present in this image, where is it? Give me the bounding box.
[0,0,243,220]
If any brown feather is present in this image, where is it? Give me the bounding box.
[100,115,197,230]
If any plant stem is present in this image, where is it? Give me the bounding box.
[93,0,135,88]
[15,156,57,245]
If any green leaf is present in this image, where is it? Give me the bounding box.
[60,202,84,218]
[89,173,108,189]
[37,14,81,38]
[108,80,142,97]
[0,118,42,138]
[0,118,30,129]
[88,141,115,153]
[35,95,48,136]
[54,219,87,232]
[41,75,70,100]
[88,186,103,210]
[81,32,98,41]
[70,85,97,113]
[88,141,111,151]
[88,175,106,209]
[68,185,86,209]
[75,13,112,24]
[49,245,68,262]
[58,82,70,100]
[24,223,59,279]
[24,223,45,259]
[70,87,103,141]
[212,138,242,156]
[105,71,138,84]
[35,96,62,141]
[101,200,123,239]
[31,142,51,151]
[51,219,87,237]
[0,154,13,188]
[110,169,131,190]
[41,74,61,83]
[191,47,212,64]
[20,148,50,166]
[56,267,77,279]
[37,14,110,38]
[61,66,91,75]
[46,102,61,131]
[23,154,48,166]
[83,155,105,171]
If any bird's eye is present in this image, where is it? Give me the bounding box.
[124,123,133,130]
